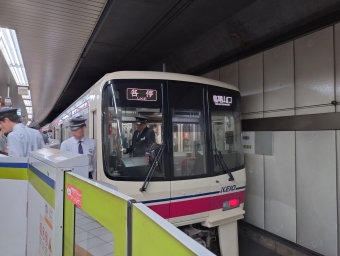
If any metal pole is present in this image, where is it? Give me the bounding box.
[163,63,166,72]
[127,199,137,256]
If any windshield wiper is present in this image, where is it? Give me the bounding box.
[140,143,166,192]
[213,134,234,181]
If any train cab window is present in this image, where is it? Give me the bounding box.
[168,82,207,178]
[102,80,165,181]
[208,87,245,172]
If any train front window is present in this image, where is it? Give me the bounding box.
[209,87,245,172]
[168,81,207,178]
[102,80,165,181]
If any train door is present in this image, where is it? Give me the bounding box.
[101,81,170,214]
[168,81,210,224]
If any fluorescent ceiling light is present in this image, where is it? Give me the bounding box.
[22,90,31,99]
[28,114,32,119]
[26,107,32,114]
[24,100,32,106]
[26,121,31,126]
[0,28,29,86]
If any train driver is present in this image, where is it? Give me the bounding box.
[60,117,97,179]
[0,108,45,157]
[123,116,156,157]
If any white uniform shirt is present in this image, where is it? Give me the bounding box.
[60,136,97,176]
[8,123,45,157]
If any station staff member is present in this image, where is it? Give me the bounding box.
[0,108,45,157]
[0,125,8,155]
[60,117,97,179]
[123,116,156,157]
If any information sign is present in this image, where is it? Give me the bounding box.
[126,88,157,101]
[66,184,82,208]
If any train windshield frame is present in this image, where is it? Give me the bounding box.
[101,79,244,182]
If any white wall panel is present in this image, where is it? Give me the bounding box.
[296,131,337,256]
[0,180,27,256]
[264,42,294,117]
[295,27,335,114]
[244,154,264,229]
[337,131,340,253]
[239,53,263,117]
[335,23,340,112]
[264,132,296,243]
[204,69,219,80]
[219,62,238,87]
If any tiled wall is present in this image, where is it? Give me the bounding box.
[243,131,338,256]
[203,24,340,119]
[203,23,340,256]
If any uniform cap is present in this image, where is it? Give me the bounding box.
[69,117,87,131]
[135,115,148,125]
[0,108,18,121]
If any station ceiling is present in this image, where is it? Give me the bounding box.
[0,0,107,125]
[1,0,340,125]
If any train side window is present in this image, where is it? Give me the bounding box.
[208,87,245,172]
[168,81,207,178]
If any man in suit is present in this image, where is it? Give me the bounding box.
[123,116,156,157]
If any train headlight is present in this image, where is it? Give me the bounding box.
[222,199,240,211]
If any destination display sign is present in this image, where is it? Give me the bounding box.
[126,88,157,101]
[213,95,232,106]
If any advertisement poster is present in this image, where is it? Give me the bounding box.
[39,202,53,256]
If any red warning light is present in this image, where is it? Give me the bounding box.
[229,199,239,208]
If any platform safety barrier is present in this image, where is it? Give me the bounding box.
[0,158,28,256]
[64,172,214,256]
[0,156,214,256]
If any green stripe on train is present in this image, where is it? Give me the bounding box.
[28,169,55,208]
[0,167,28,180]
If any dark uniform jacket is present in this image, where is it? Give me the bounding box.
[126,127,156,157]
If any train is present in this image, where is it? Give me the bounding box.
[49,71,246,255]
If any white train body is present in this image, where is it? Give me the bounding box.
[50,71,246,252]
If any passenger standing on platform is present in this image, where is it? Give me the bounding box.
[48,129,53,139]
[60,117,97,179]
[38,126,49,144]
[0,126,8,155]
[0,108,45,157]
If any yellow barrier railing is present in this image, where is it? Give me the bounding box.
[63,172,215,256]
[63,172,134,256]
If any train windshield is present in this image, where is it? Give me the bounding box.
[102,79,244,181]
[102,80,165,180]
[208,87,244,172]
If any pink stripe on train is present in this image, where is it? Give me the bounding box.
[147,190,245,219]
